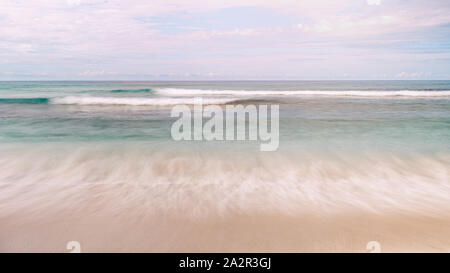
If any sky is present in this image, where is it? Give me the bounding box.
[1,0,450,80]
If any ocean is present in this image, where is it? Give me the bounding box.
[1,80,450,252]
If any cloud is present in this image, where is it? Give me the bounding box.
[66,0,81,7]
[78,70,111,77]
[367,0,381,6]
[395,72,430,79]
[295,14,404,36]
[0,0,449,79]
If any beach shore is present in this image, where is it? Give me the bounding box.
[1,81,449,253]
[2,206,450,252]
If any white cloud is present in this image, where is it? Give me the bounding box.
[394,72,432,79]
[66,0,81,7]
[297,14,401,35]
[0,0,449,79]
[79,70,116,77]
[367,0,381,6]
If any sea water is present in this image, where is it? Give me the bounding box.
[0,81,449,226]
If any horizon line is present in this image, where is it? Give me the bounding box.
[1,79,450,82]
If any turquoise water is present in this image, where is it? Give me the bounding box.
[0,81,449,218]
[0,81,449,153]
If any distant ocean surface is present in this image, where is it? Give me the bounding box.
[1,81,450,251]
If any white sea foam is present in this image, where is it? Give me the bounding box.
[155,88,450,97]
[0,144,449,218]
[51,96,239,105]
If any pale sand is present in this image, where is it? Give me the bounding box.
[1,209,450,252]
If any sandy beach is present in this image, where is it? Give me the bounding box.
[2,207,450,252]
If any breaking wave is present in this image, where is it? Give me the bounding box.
[155,88,450,97]
[50,96,240,105]
[110,88,151,93]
